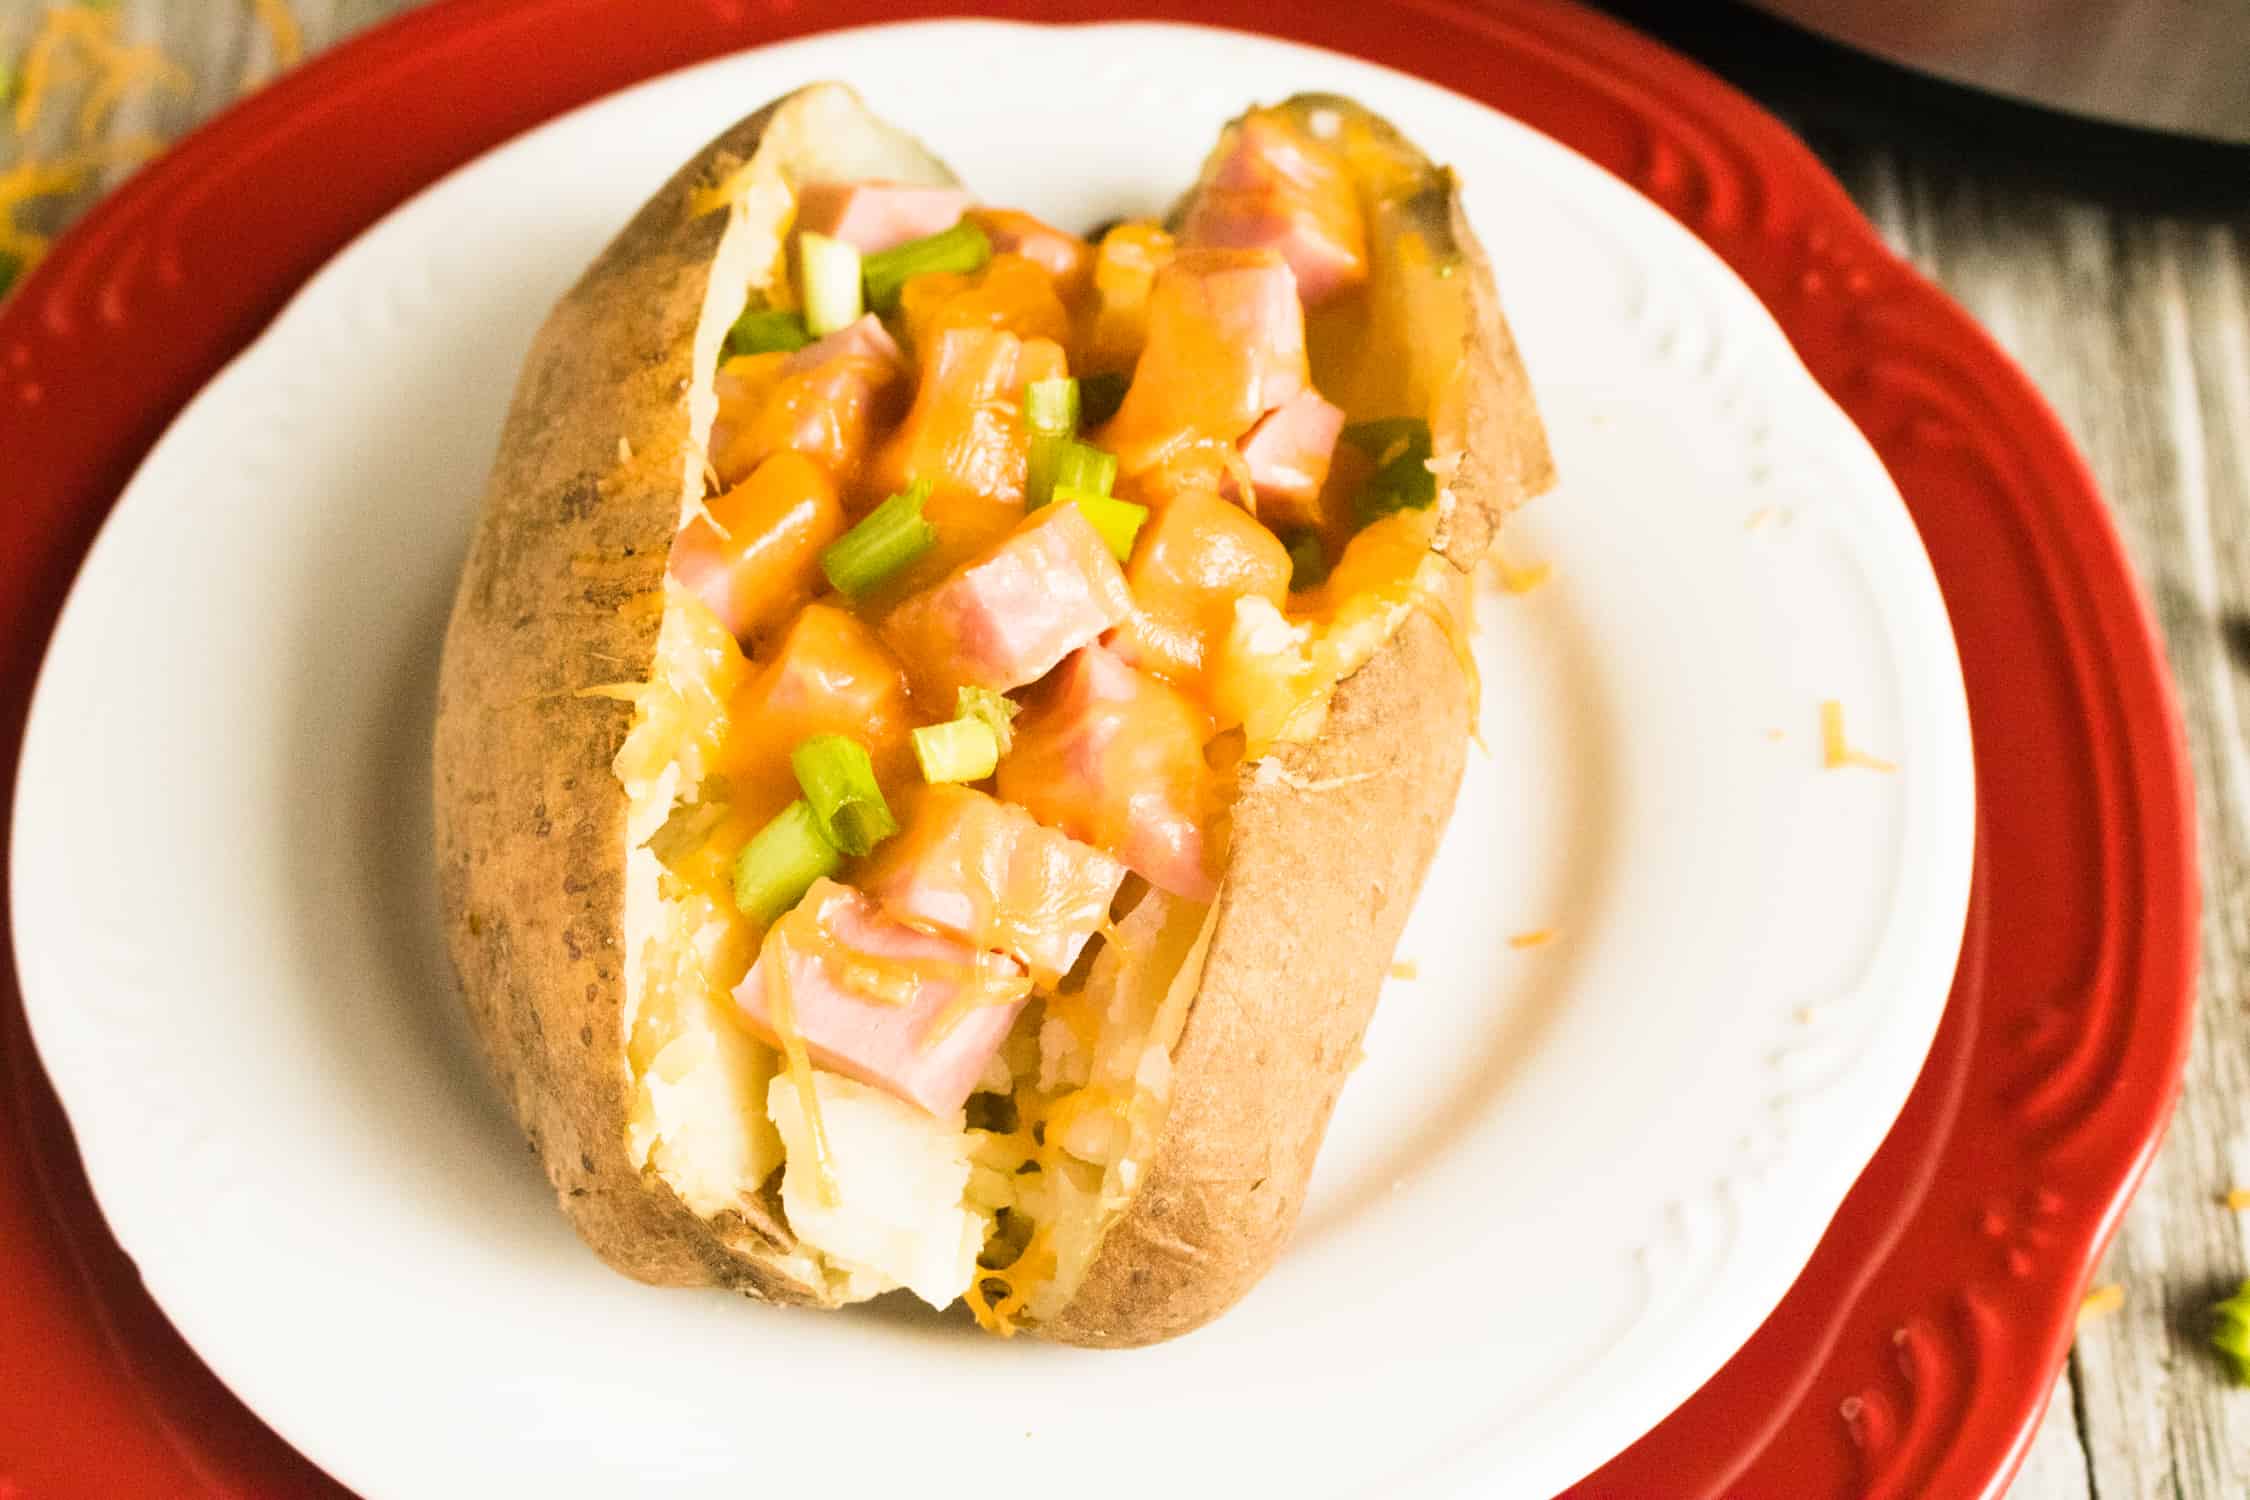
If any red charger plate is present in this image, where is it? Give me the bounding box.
[0,1,2196,1495]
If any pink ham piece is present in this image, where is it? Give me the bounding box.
[780,312,904,376]
[1236,388,1346,530]
[966,208,1094,300]
[735,879,1027,1118]
[1178,111,1369,306]
[880,502,1134,704]
[1099,249,1309,477]
[858,784,1126,989]
[996,646,1219,902]
[796,181,974,255]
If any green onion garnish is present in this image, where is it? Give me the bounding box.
[1054,440,1118,497]
[1343,417,1436,525]
[0,248,20,303]
[1026,433,1070,510]
[790,734,899,856]
[862,220,992,312]
[798,231,864,336]
[1024,377,1080,437]
[1078,370,1130,428]
[1027,439,1116,510]
[956,686,1020,755]
[724,304,813,359]
[734,800,842,924]
[1024,378,1082,513]
[820,479,937,598]
[911,717,1001,784]
[2213,1280,2250,1385]
[1058,486,1147,562]
[1287,533,1329,592]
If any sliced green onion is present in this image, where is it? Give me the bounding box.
[1058,486,1148,562]
[798,231,864,336]
[912,717,1001,784]
[0,62,16,111]
[1027,439,1116,511]
[862,220,992,311]
[734,800,841,924]
[956,685,1020,755]
[1343,417,1436,525]
[1026,433,1070,510]
[791,734,899,856]
[2214,1279,2250,1384]
[1053,440,1118,498]
[1078,370,1129,428]
[821,480,937,598]
[0,248,20,303]
[724,304,812,359]
[1286,533,1329,592]
[1024,377,1080,437]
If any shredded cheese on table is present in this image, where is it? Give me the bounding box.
[1508,928,1557,950]
[253,0,304,70]
[2224,1187,2250,1212]
[1,3,304,295]
[2078,1282,2125,1323]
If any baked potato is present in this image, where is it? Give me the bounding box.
[433,82,1552,1347]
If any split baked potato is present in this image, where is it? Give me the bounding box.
[433,82,1552,1347]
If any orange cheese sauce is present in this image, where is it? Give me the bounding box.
[654,138,1471,1315]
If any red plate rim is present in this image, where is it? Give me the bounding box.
[0,2,2197,1496]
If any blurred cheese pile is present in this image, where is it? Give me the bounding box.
[0,1,300,301]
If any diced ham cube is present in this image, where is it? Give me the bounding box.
[718,604,918,827]
[1100,249,1309,477]
[858,784,1126,988]
[736,880,1027,1118]
[997,646,1219,902]
[780,312,905,376]
[1236,388,1346,531]
[872,326,1069,511]
[881,502,1133,705]
[796,181,975,255]
[1105,487,1292,693]
[1178,111,1369,306]
[667,451,846,647]
[966,208,1094,301]
[708,349,906,490]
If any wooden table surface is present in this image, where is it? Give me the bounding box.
[6,1,2245,1494]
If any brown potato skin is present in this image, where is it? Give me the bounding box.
[436,87,1552,1341]
[434,93,836,1305]
[1045,96,1552,1345]
[1044,607,1473,1346]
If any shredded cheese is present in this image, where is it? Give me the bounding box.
[762,922,839,1207]
[1388,960,1418,980]
[252,0,304,70]
[1745,507,1775,531]
[2078,1283,2125,1323]
[1508,928,1557,950]
[1819,699,1898,773]
[2224,1187,2250,1212]
[1493,557,1550,595]
[2,7,188,284]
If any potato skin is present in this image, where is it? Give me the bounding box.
[1045,96,1552,1346]
[434,92,834,1304]
[435,87,1551,1341]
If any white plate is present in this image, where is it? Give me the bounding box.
[11,21,1973,1500]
